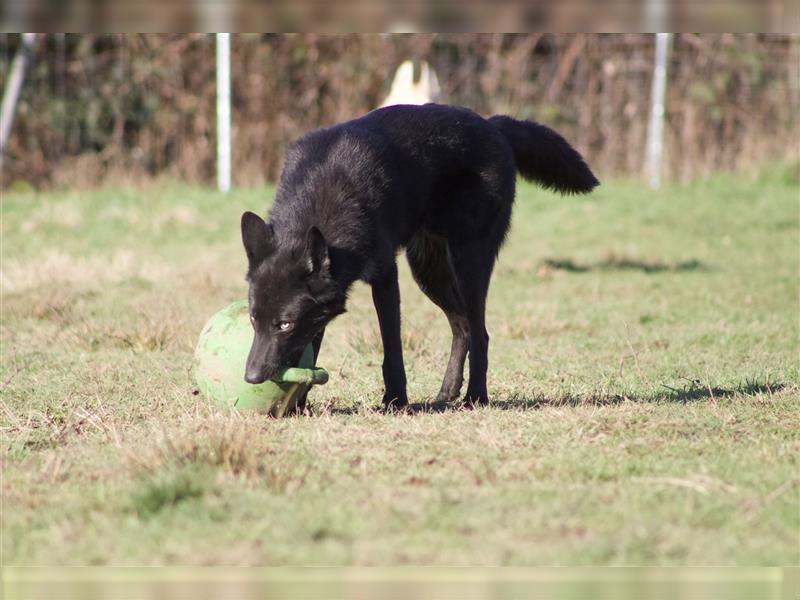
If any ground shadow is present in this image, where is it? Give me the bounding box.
[312,380,787,416]
[658,380,785,402]
[541,257,707,274]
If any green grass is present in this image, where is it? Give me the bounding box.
[1,167,798,566]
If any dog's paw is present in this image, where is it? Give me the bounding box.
[434,389,460,404]
[383,404,412,416]
[382,392,410,414]
[461,393,489,409]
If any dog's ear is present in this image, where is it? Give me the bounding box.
[241,211,273,264]
[304,226,330,277]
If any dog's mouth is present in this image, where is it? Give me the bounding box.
[245,364,296,385]
[246,345,307,385]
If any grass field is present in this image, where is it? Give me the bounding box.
[2,167,798,566]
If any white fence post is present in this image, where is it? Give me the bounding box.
[645,33,672,190]
[0,33,37,159]
[216,33,232,193]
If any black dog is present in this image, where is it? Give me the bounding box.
[241,103,598,409]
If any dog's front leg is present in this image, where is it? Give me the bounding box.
[371,266,408,409]
[292,327,326,416]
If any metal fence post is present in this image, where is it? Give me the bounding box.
[216,33,232,193]
[645,33,672,190]
[0,33,37,159]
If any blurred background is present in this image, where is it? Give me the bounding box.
[1,33,798,190]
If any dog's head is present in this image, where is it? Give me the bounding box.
[240,211,346,384]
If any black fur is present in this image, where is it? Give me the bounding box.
[487,115,599,194]
[242,103,598,409]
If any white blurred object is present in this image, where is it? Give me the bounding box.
[216,33,231,193]
[645,33,672,190]
[0,33,37,158]
[381,60,440,107]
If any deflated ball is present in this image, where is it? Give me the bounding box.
[193,299,328,417]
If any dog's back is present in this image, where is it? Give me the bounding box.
[271,104,596,255]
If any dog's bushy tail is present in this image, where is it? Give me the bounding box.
[489,115,599,194]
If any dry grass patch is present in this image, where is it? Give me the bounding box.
[2,174,797,565]
[0,250,173,294]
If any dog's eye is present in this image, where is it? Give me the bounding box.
[277,321,293,332]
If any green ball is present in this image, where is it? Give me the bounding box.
[193,299,328,417]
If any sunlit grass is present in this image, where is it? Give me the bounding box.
[1,168,798,565]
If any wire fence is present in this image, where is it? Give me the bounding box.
[1,33,798,189]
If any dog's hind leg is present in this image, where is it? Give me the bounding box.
[406,231,470,404]
[447,240,496,407]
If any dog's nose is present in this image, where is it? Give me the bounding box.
[244,368,267,385]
